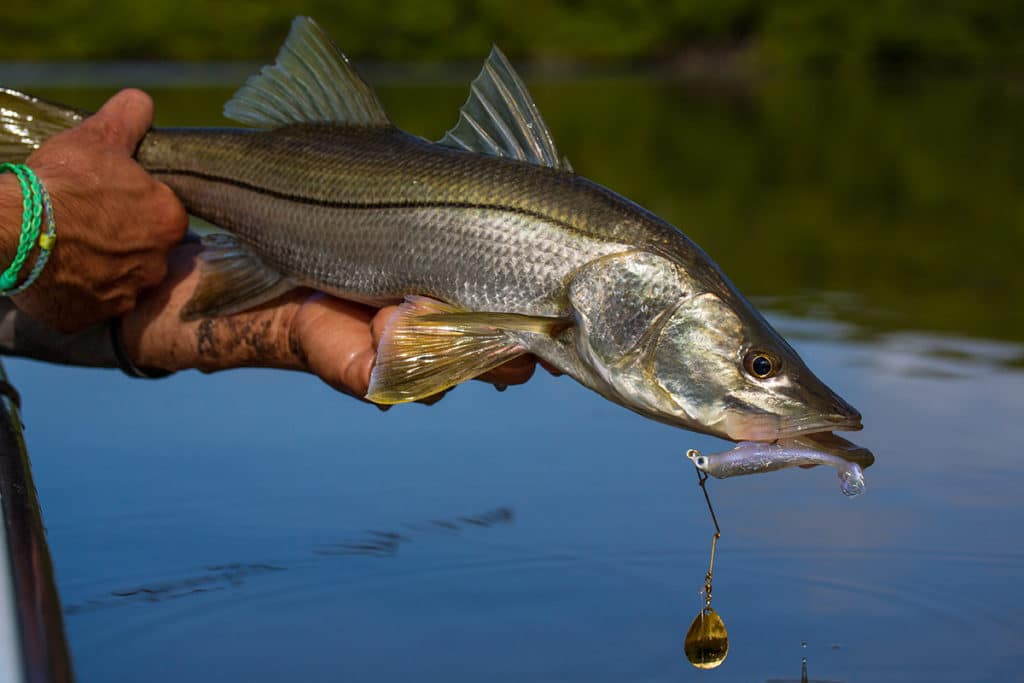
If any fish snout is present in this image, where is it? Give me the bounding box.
[825,394,862,432]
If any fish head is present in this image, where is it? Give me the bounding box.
[647,286,862,441]
[570,251,861,441]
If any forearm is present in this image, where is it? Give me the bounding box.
[0,245,304,375]
[118,245,306,374]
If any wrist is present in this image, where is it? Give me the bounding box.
[0,173,23,267]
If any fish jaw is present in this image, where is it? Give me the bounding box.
[714,401,863,443]
[781,431,875,468]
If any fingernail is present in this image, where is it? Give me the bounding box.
[494,383,508,392]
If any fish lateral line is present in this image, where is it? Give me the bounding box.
[147,166,588,229]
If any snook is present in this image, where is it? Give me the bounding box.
[0,17,862,443]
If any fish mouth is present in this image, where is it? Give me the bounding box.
[777,431,875,469]
[775,392,863,439]
[776,411,863,440]
[718,401,862,442]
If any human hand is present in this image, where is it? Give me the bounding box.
[121,244,538,403]
[7,89,187,333]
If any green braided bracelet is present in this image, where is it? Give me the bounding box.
[0,163,49,294]
[4,180,56,295]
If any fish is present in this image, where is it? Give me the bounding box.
[0,16,863,445]
[687,432,875,496]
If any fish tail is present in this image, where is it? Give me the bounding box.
[0,88,85,163]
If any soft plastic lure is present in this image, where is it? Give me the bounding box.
[687,438,868,497]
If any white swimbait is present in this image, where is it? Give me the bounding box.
[687,433,873,497]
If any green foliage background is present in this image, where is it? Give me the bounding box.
[29,75,1023,346]
[5,1,1022,346]
[4,0,1024,70]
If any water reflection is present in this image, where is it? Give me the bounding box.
[63,507,515,613]
[65,563,285,614]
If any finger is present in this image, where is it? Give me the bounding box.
[477,354,537,386]
[416,389,449,406]
[154,183,189,244]
[342,348,375,398]
[81,89,154,156]
[138,255,169,290]
[307,293,375,324]
[539,360,563,377]
[370,305,399,348]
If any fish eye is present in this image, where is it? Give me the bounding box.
[696,456,707,467]
[744,350,780,380]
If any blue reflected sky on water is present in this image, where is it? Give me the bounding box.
[7,312,1024,682]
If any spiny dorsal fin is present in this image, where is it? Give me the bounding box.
[224,16,390,129]
[438,46,569,171]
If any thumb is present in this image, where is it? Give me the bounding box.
[80,88,154,156]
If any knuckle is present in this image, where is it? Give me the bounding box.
[163,194,189,239]
[99,288,122,304]
[78,115,109,142]
[143,257,168,287]
[148,184,188,241]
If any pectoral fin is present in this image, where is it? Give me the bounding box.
[366,296,570,404]
[182,233,294,320]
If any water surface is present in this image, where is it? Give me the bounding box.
[3,72,1023,682]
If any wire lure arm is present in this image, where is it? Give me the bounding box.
[693,453,721,610]
[683,448,730,669]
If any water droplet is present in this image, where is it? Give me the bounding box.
[684,607,728,669]
[801,641,808,648]
[838,464,866,497]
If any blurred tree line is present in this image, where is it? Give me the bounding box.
[4,0,1024,71]
[34,69,1023,344]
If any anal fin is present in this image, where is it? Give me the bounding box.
[182,233,294,320]
[367,296,570,404]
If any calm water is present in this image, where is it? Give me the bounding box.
[2,71,1023,682]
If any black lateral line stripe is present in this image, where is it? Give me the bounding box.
[149,167,556,223]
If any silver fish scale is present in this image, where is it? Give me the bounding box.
[158,169,628,315]
[137,126,674,315]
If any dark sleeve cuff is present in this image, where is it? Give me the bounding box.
[0,300,172,379]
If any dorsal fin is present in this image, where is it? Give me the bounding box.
[439,46,569,171]
[224,16,390,129]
